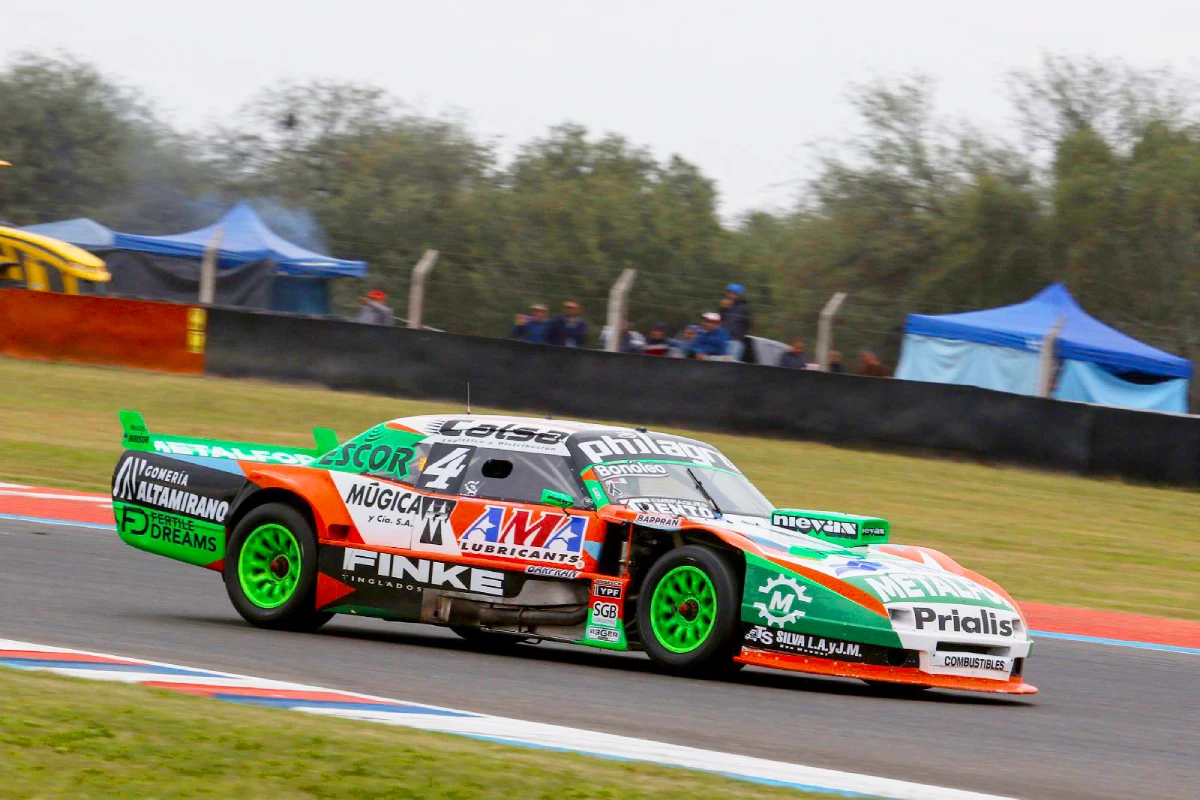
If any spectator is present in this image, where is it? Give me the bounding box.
[828,349,844,373]
[355,290,395,326]
[720,283,752,360]
[778,336,807,369]
[856,349,891,377]
[689,312,731,360]
[619,320,645,354]
[548,300,589,348]
[670,325,700,358]
[642,322,671,356]
[511,303,551,343]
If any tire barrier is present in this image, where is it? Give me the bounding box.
[206,308,1200,486]
[0,288,205,374]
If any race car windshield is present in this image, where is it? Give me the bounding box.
[592,461,774,518]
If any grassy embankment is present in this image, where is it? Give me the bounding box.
[0,668,825,798]
[2,355,1197,620]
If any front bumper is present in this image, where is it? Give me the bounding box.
[736,646,1039,694]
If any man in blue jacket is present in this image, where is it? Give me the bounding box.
[688,312,731,360]
[547,300,589,347]
[511,303,552,343]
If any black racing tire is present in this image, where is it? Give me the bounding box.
[224,502,333,632]
[450,626,534,651]
[636,544,742,677]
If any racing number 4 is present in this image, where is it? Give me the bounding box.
[422,447,471,490]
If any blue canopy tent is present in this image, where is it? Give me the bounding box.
[895,284,1192,413]
[22,218,117,251]
[110,202,367,313]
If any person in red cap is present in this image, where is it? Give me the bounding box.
[356,289,395,326]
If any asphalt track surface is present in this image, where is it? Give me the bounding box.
[3,520,1197,800]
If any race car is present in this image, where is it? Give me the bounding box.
[111,411,1036,694]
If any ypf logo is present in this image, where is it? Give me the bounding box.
[753,574,812,628]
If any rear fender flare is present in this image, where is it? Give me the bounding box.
[231,464,351,539]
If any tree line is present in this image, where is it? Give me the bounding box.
[2,52,1199,372]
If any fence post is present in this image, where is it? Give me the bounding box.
[407,249,440,330]
[1037,315,1066,397]
[816,292,847,371]
[198,227,223,305]
[605,268,637,352]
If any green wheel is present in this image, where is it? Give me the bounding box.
[238,523,303,609]
[224,502,332,632]
[649,566,717,654]
[637,545,741,676]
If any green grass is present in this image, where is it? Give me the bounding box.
[0,668,824,798]
[2,355,1198,620]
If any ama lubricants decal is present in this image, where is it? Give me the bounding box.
[459,506,587,565]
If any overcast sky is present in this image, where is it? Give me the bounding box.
[6,1,1200,217]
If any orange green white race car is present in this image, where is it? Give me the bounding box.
[111,411,1036,695]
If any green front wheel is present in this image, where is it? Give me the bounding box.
[637,545,741,676]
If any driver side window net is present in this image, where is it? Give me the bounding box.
[460,448,580,505]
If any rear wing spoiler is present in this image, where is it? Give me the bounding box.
[119,410,339,466]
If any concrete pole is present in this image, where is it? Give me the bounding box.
[816,292,847,371]
[407,249,440,329]
[198,227,223,305]
[1037,315,1066,397]
[605,268,637,352]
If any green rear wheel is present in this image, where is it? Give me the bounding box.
[224,502,332,632]
[637,545,741,676]
[238,523,303,609]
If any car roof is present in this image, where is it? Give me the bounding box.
[387,414,641,440]
[385,414,740,472]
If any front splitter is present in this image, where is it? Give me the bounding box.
[737,648,1039,694]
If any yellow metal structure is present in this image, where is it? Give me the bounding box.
[0,226,110,294]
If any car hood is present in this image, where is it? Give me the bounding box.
[699,514,1021,616]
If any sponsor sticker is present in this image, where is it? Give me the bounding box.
[152,439,316,465]
[525,565,581,578]
[574,432,738,471]
[863,573,1012,609]
[751,573,813,628]
[626,497,716,520]
[906,605,1022,638]
[116,505,219,554]
[592,580,623,599]
[316,429,414,480]
[459,505,587,565]
[930,651,1014,676]
[592,463,669,480]
[432,419,573,455]
[333,473,459,554]
[112,455,231,523]
[590,600,620,628]
[340,547,506,597]
[742,625,867,661]
[586,625,620,644]
[771,513,858,539]
[632,512,682,531]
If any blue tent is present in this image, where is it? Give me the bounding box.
[896,284,1191,412]
[22,218,117,251]
[111,201,366,278]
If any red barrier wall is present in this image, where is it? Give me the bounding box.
[0,289,205,374]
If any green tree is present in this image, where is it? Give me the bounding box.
[0,54,207,226]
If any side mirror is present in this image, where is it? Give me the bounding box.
[541,489,574,508]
